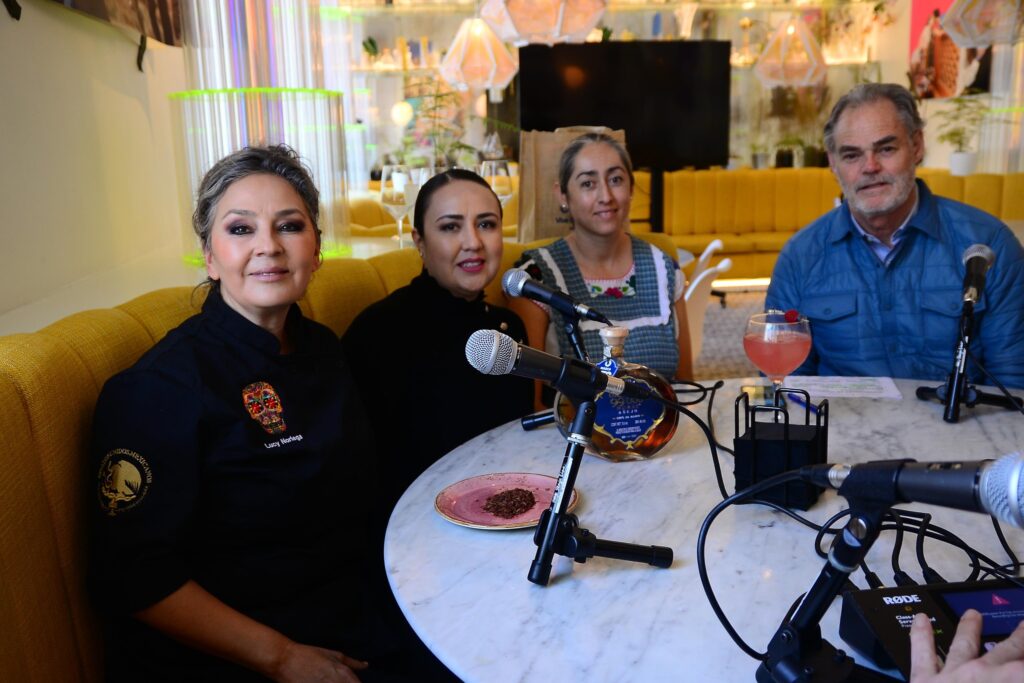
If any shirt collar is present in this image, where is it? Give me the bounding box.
[202,287,307,355]
[410,269,489,313]
[828,178,941,245]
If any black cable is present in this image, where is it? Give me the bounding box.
[964,346,1024,417]
[992,517,1022,575]
[890,509,907,578]
[696,470,802,661]
[648,389,731,499]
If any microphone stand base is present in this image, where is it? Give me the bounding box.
[916,383,1023,421]
[756,638,900,683]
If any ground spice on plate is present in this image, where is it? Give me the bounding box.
[483,487,536,518]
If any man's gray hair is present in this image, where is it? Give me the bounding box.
[823,83,924,154]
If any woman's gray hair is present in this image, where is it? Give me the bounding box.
[192,144,321,252]
[823,83,924,154]
[557,132,635,195]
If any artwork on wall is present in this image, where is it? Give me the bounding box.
[52,0,181,46]
[908,0,990,98]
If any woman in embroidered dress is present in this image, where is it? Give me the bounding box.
[510,133,693,407]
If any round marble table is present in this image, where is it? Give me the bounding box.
[384,378,1024,682]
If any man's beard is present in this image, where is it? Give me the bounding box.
[843,172,916,219]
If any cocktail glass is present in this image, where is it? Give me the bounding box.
[380,164,413,243]
[743,310,812,401]
[479,160,513,207]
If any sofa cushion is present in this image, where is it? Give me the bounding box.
[964,174,1003,219]
[38,309,153,393]
[749,231,798,252]
[1002,173,1024,220]
[299,258,388,337]
[671,232,757,254]
[0,372,86,683]
[0,334,104,682]
[118,287,204,345]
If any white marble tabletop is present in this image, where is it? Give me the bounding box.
[385,378,1024,683]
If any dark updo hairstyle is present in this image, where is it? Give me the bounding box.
[557,132,635,197]
[192,144,321,253]
[411,168,502,236]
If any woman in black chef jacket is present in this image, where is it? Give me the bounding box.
[89,145,431,683]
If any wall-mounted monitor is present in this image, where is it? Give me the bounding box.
[518,41,731,172]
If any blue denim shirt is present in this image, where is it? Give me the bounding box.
[766,180,1024,389]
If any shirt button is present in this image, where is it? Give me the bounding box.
[499,322,508,331]
[823,307,832,315]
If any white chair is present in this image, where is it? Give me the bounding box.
[684,257,733,364]
[689,238,728,308]
[690,238,723,282]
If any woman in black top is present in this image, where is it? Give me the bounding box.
[90,146,405,682]
[342,169,533,509]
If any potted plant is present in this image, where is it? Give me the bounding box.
[930,93,990,176]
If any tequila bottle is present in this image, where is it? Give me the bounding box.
[555,327,678,462]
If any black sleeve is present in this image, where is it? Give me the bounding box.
[89,367,202,614]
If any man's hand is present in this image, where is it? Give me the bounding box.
[274,641,369,683]
[910,610,1024,683]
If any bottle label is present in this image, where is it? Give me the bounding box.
[593,380,665,449]
[596,358,618,376]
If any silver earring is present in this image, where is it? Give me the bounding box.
[560,204,569,213]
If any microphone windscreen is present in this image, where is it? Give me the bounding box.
[502,269,528,297]
[466,329,518,375]
[980,451,1024,528]
[962,243,995,267]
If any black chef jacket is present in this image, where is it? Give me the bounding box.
[89,288,380,682]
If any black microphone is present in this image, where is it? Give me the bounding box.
[961,243,995,306]
[465,329,651,401]
[801,451,1024,528]
[502,269,611,325]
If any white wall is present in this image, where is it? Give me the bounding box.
[0,0,187,326]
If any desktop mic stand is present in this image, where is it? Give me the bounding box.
[916,300,1023,422]
[564,316,590,363]
[757,465,916,683]
[529,394,674,586]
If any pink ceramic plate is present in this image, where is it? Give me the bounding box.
[434,472,580,530]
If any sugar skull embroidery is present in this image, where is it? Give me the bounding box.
[242,381,287,434]
[98,449,153,516]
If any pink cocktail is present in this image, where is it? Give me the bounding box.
[743,311,812,393]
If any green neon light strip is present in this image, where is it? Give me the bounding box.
[354,88,371,95]
[345,123,367,132]
[170,87,344,100]
[320,7,353,20]
[990,106,1024,114]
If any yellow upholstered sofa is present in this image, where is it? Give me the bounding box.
[0,231,677,682]
[661,167,1024,279]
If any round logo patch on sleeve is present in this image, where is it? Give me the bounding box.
[98,448,153,516]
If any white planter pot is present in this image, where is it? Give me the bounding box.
[949,151,977,176]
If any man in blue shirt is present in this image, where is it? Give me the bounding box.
[766,83,1024,388]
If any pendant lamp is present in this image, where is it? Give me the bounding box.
[480,0,607,46]
[439,18,519,95]
[942,0,1023,48]
[755,18,828,88]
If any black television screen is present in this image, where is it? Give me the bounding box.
[517,41,731,171]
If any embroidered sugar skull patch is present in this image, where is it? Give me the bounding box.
[242,381,287,434]
[98,449,153,516]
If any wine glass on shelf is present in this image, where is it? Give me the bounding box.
[742,310,812,402]
[380,164,414,243]
[479,160,514,208]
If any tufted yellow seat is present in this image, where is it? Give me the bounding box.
[662,167,1024,279]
